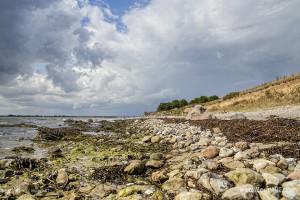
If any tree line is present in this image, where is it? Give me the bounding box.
[157,95,219,111]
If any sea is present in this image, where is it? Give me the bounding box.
[0,116,120,159]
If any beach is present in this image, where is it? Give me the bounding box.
[0,117,300,199]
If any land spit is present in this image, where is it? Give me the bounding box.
[0,118,300,199]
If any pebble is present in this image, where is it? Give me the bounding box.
[145,160,164,168]
[124,160,145,174]
[287,171,300,180]
[174,191,203,200]
[56,168,69,187]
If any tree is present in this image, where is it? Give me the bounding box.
[156,99,188,111]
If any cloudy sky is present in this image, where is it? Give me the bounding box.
[0,0,299,116]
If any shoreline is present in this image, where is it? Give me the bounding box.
[0,117,299,199]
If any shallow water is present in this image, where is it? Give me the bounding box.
[0,116,118,159]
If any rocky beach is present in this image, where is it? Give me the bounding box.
[0,117,300,200]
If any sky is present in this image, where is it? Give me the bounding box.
[0,0,299,116]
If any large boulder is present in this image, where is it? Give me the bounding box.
[186,105,213,120]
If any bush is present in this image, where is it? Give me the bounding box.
[156,99,188,111]
[208,95,219,101]
[223,92,240,100]
[157,95,219,112]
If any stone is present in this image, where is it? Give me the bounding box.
[288,171,300,180]
[253,159,275,172]
[17,194,35,200]
[205,161,219,170]
[258,188,279,200]
[198,137,211,146]
[56,168,68,187]
[162,178,186,193]
[124,160,145,174]
[146,160,164,168]
[225,168,264,186]
[201,146,219,159]
[187,179,197,188]
[185,168,209,180]
[260,165,281,174]
[282,180,300,200]
[168,169,182,179]
[142,135,152,143]
[169,136,177,144]
[222,184,256,200]
[79,184,95,194]
[199,173,231,195]
[234,151,250,160]
[64,191,77,200]
[151,136,161,143]
[118,185,156,197]
[235,142,249,151]
[223,161,245,169]
[262,173,285,186]
[150,153,164,160]
[219,147,234,158]
[151,171,168,183]
[294,163,300,171]
[277,159,289,170]
[0,160,8,170]
[174,191,203,200]
[89,184,117,199]
[212,127,221,134]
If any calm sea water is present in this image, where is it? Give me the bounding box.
[0,117,118,159]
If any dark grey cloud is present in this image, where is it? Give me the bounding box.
[0,0,61,82]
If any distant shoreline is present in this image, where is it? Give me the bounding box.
[0,115,139,118]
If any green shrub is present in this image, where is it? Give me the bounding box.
[207,95,219,101]
[156,99,188,111]
[190,95,219,104]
